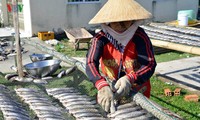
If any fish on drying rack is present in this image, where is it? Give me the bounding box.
[15,88,68,120]
[46,87,107,120]
[145,30,200,47]
[0,85,30,120]
[141,25,200,42]
[150,23,200,36]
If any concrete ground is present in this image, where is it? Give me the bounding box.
[155,56,200,94]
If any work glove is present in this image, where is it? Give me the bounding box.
[97,86,116,113]
[114,76,132,99]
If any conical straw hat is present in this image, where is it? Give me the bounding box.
[89,0,152,24]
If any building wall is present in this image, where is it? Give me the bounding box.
[136,0,153,14]
[152,0,178,22]
[24,0,103,35]
[177,0,199,19]
[1,0,199,36]
[65,3,102,29]
[28,0,66,35]
[1,0,9,26]
[137,0,199,22]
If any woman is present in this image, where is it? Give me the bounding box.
[86,0,157,113]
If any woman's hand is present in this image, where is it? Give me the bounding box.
[114,76,132,99]
[97,86,116,113]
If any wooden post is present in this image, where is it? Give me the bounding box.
[12,0,24,78]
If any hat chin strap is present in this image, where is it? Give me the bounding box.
[101,20,142,47]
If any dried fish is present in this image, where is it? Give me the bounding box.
[4,115,30,120]
[66,104,98,111]
[142,25,200,42]
[69,107,99,114]
[41,76,53,80]
[0,106,27,112]
[39,117,66,120]
[13,76,34,82]
[65,66,76,75]
[53,92,82,98]
[29,102,52,106]
[145,30,200,46]
[15,91,38,95]
[57,70,66,78]
[21,97,49,101]
[123,114,154,120]
[59,97,92,103]
[54,94,89,100]
[22,99,50,104]
[150,23,200,36]
[4,73,18,80]
[33,79,48,84]
[35,110,62,116]
[108,106,142,118]
[114,109,147,119]
[15,88,37,92]
[76,117,107,120]
[63,100,96,108]
[17,94,40,99]
[15,88,67,119]
[31,106,60,112]
[0,101,22,106]
[25,101,52,107]
[74,112,102,118]
[116,102,137,110]
[2,109,29,117]
[37,114,65,119]
[47,89,78,95]
[141,25,200,47]
[3,112,30,119]
[46,87,77,93]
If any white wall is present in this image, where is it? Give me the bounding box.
[136,0,153,14]
[136,0,199,22]
[65,3,102,29]
[1,0,8,25]
[29,0,66,35]
[26,0,103,35]
[152,0,178,22]
[2,0,198,35]
[177,0,199,19]
[23,0,32,37]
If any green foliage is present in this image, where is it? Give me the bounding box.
[150,76,200,120]
[55,43,65,52]
[54,40,88,57]
[155,51,195,63]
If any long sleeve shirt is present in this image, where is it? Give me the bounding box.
[86,27,156,89]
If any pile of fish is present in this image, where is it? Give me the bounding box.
[0,82,180,120]
[46,87,157,120]
[141,23,200,47]
[108,102,156,120]
[4,64,76,83]
[0,38,27,61]
[46,87,106,120]
[15,88,67,120]
[0,85,30,120]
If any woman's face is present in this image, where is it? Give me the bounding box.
[109,21,133,33]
